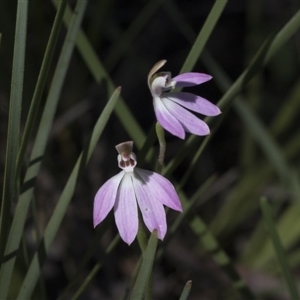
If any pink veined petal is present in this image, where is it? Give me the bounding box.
[162,98,210,136]
[132,173,167,240]
[172,72,212,87]
[135,168,182,212]
[153,96,185,139]
[93,171,124,227]
[114,173,138,245]
[165,92,221,116]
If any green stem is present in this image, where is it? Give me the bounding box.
[155,122,166,173]
[136,218,152,300]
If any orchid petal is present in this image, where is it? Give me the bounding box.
[93,171,124,227]
[135,168,182,212]
[133,173,167,240]
[172,72,212,87]
[165,92,221,116]
[162,98,210,136]
[153,96,185,139]
[114,174,138,245]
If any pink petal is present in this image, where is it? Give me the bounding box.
[162,98,210,136]
[133,173,167,240]
[153,96,185,139]
[165,92,221,116]
[135,168,182,212]
[114,174,138,245]
[93,171,124,227]
[172,72,212,87]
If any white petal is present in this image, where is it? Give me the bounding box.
[114,173,138,245]
[162,98,210,136]
[153,96,185,139]
[93,171,124,227]
[150,76,168,97]
[133,172,167,240]
[135,168,182,212]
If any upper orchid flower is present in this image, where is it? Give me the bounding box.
[148,60,221,139]
[93,141,182,245]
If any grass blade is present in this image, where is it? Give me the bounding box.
[130,231,158,300]
[180,0,228,73]
[234,100,291,184]
[201,51,292,185]
[16,87,121,299]
[0,0,28,261]
[16,0,67,178]
[260,198,299,300]
[0,1,87,297]
[179,281,192,300]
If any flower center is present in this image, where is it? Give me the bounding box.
[117,151,137,172]
[150,72,175,97]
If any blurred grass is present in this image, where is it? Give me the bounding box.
[260,198,299,299]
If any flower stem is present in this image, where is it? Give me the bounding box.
[137,217,148,253]
[155,122,166,173]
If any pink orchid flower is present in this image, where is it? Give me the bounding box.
[148,60,221,139]
[93,141,182,245]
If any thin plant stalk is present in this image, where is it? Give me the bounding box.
[0,0,28,262]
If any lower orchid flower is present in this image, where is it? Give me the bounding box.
[148,60,221,139]
[93,141,182,245]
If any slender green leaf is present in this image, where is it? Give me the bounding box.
[16,0,67,178]
[265,9,300,63]
[270,79,300,137]
[203,51,291,184]
[0,2,87,298]
[137,219,149,254]
[179,281,192,300]
[200,51,293,235]
[16,86,120,299]
[218,9,300,110]
[180,0,228,73]
[260,198,299,300]
[130,231,158,300]
[0,0,28,261]
[234,100,292,184]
